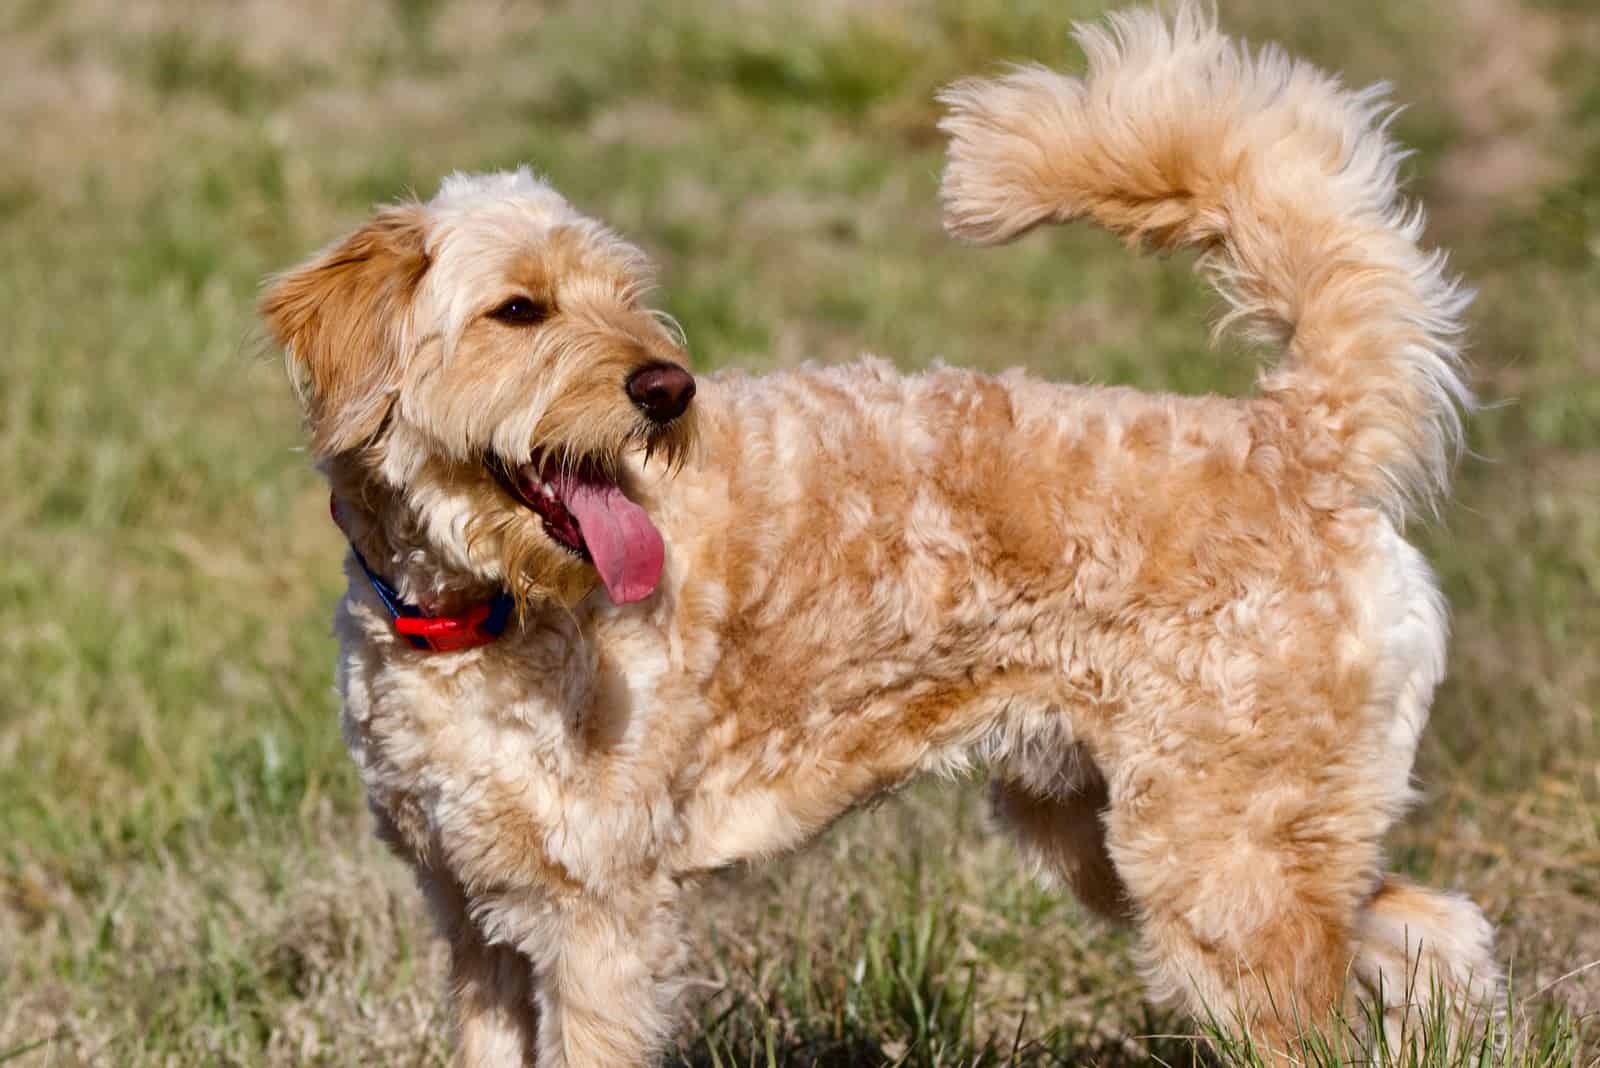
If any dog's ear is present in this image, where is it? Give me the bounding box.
[261,205,429,455]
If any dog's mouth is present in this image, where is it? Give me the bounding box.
[498,453,664,606]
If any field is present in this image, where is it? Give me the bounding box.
[2,0,1598,1064]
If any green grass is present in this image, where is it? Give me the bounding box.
[1,0,1597,1064]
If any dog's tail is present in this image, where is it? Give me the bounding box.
[938,5,1472,521]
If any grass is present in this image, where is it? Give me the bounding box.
[0,0,1596,1063]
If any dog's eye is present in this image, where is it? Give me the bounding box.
[489,296,552,326]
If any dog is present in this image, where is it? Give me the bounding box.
[261,7,1498,1065]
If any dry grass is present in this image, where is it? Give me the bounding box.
[1,0,1597,1064]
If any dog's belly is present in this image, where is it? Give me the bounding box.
[670,670,1084,871]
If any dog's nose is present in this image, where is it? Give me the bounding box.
[626,363,695,424]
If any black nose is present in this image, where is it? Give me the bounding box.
[625,363,695,424]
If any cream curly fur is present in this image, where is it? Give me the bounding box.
[261,7,1497,1066]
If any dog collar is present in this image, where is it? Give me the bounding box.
[330,495,514,653]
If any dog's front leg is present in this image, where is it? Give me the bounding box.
[529,877,687,1068]
[415,866,541,1067]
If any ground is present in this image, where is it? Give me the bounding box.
[1,0,1597,1064]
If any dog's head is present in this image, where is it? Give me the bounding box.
[262,168,696,608]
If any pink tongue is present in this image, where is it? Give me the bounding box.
[556,476,664,605]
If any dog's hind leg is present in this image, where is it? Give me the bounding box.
[1097,727,1391,1064]
[1100,735,1497,1063]
[1350,876,1499,1052]
[991,748,1132,922]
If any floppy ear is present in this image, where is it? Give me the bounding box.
[261,205,429,455]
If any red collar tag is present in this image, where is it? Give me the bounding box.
[393,603,501,652]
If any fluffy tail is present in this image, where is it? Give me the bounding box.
[938,5,1473,520]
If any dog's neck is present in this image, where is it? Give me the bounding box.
[324,457,513,621]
